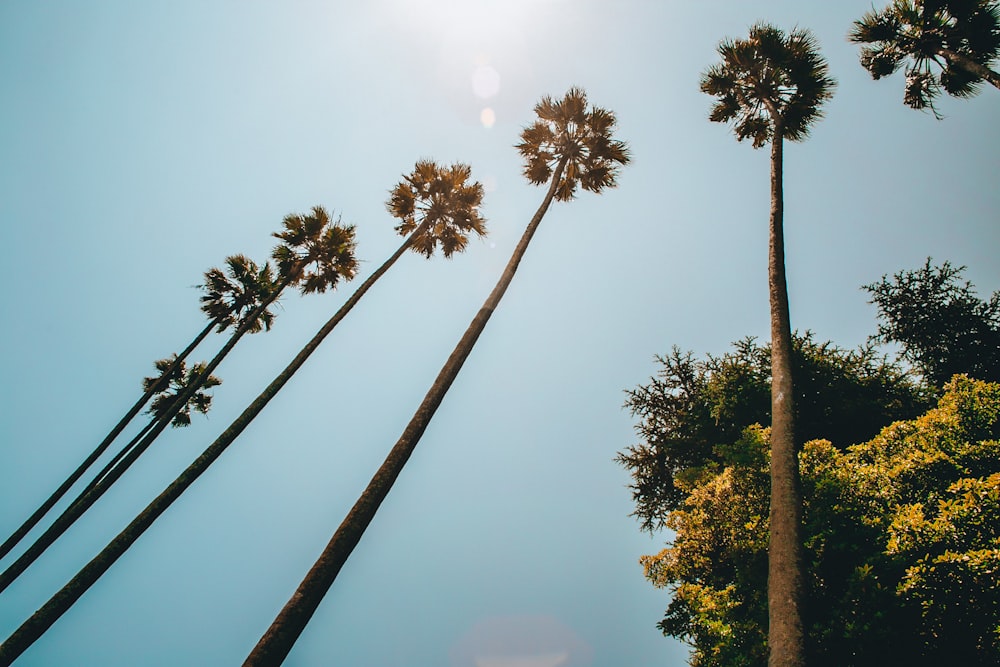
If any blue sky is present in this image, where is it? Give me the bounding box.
[1,1,997,665]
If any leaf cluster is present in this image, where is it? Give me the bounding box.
[386,160,487,258]
[850,0,1000,112]
[516,87,631,201]
[617,334,928,530]
[643,377,1000,666]
[700,23,836,147]
[865,258,1000,387]
[200,254,279,333]
[143,355,223,428]
[272,206,359,294]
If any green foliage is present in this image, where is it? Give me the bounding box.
[700,23,836,146]
[142,355,222,427]
[617,334,928,529]
[272,206,359,294]
[200,254,279,333]
[386,160,488,258]
[639,377,1000,666]
[849,0,1000,113]
[515,87,631,201]
[865,258,1000,387]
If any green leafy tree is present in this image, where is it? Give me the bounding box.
[243,87,630,666]
[641,376,1000,666]
[0,163,486,664]
[700,24,835,667]
[865,258,1000,387]
[617,334,929,531]
[0,213,356,596]
[849,0,1000,114]
[0,254,276,562]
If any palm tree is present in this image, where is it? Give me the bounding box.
[0,164,486,664]
[701,24,834,667]
[850,0,1000,113]
[243,87,630,666]
[0,215,355,596]
[200,254,280,334]
[0,255,275,562]
[82,357,223,494]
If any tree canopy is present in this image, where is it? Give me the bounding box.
[865,258,1000,387]
[639,376,1000,666]
[850,0,1000,113]
[617,334,929,531]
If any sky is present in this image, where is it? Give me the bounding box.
[0,1,997,665]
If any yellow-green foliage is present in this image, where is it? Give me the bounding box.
[646,376,1000,666]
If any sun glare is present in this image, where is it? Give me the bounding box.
[472,64,501,99]
[384,0,566,126]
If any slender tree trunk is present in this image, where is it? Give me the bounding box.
[766,129,805,667]
[0,275,293,596]
[0,319,219,562]
[243,158,569,667]
[0,234,417,666]
[78,419,160,499]
[936,47,1000,90]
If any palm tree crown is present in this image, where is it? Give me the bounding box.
[272,206,359,294]
[516,86,631,201]
[387,160,487,258]
[200,254,279,334]
[700,24,835,146]
[850,0,1000,112]
[142,356,222,427]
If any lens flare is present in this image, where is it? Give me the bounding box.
[472,64,501,98]
[480,107,496,128]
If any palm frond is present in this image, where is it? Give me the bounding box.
[850,0,1000,110]
[517,87,631,201]
[386,160,487,259]
[271,207,359,294]
[144,358,222,428]
[701,23,834,147]
[199,254,279,333]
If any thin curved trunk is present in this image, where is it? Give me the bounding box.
[0,418,159,594]
[78,419,160,499]
[243,157,569,667]
[0,318,219,562]
[766,128,805,667]
[0,234,416,665]
[936,47,1000,90]
[0,274,293,596]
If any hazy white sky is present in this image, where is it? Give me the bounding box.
[1,1,997,665]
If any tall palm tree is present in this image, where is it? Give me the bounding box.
[243,87,630,666]
[0,165,486,664]
[0,255,275,563]
[701,24,834,667]
[80,356,223,496]
[850,0,1000,113]
[0,215,356,596]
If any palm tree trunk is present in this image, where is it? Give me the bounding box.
[936,47,1000,90]
[0,418,159,594]
[0,319,219,562]
[243,157,569,667]
[766,129,805,667]
[78,418,161,497]
[0,275,293,597]
[0,234,417,666]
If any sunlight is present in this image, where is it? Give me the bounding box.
[382,0,567,124]
[390,0,562,38]
[480,107,496,128]
[472,64,501,99]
